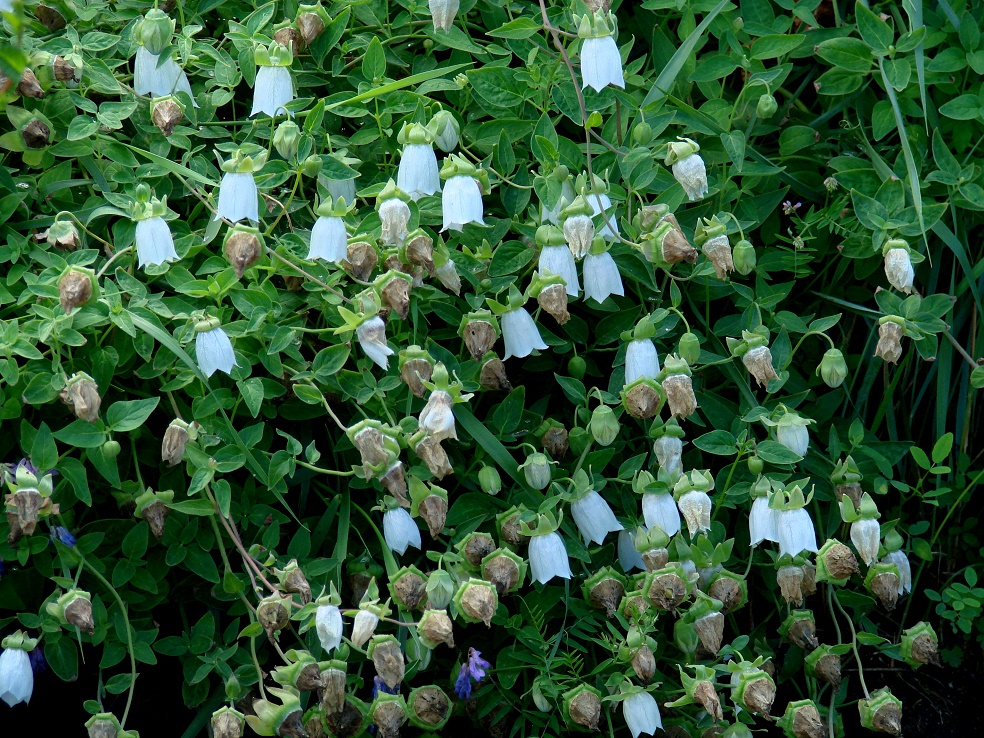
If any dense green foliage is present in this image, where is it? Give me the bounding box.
[0,0,982,736]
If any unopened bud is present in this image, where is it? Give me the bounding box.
[273,120,301,161]
[425,569,455,610]
[478,466,501,495]
[733,239,756,275]
[522,452,552,490]
[589,405,619,446]
[632,121,653,146]
[224,227,263,278]
[756,93,779,118]
[818,348,848,388]
[679,332,700,365]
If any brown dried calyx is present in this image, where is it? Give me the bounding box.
[708,577,743,613]
[405,232,435,275]
[647,571,688,611]
[22,118,50,148]
[371,639,405,689]
[741,676,775,716]
[792,703,825,738]
[875,321,904,364]
[663,374,698,418]
[400,358,433,398]
[463,320,498,359]
[320,667,347,715]
[589,577,625,618]
[153,99,183,136]
[52,55,76,81]
[162,422,191,467]
[483,554,521,597]
[812,653,841,688]
[870,571,901,611]
[225,230,263,278]
[274,26,303,56]
[694,681,723,721]
[641,548,669,571]
[480,357,512,392]
[324,700,365,737]
[624,382,662,419]
[414,435,453,480]
[297,13,326,46]
[61,373,101,422]
[777,565,805,607]
[257,596,290,640]
[380,462,409,508]
[693,612,725,656]
[17,68,45,98]
[141,500,170,540]
[542,426,569,459]
[276,709,309,738]
[411,687,449,728]
[462,533,495,567]
[418,610,454,649]
[823,542,860,580]
[65,596,96,634]
[372,701,406,738]
[284,567,312,605]
[58,269,93,313]
[660,214,698,264]
[569,690,602,731]
[212,710,245,738]
[295,663,325,692]
[392,571,427,610]
[538,283,570,325]
[417,494,447,539]
[460,583,497,627]
[343,240,378,281]
[381,277,411,321]
[6,488,47,543]
[499,512,529,548]
[910,633,941,666]
[870,701,902,736]
[785,618,819,651]
[631,644,656,683]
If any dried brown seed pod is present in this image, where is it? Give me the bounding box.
[324,700,365,737]
[17,68,45,98]
[141,500,170,540]
[631,644,655,683]
[568,689,601,731]
[411,687,449,728]
[869,572,901,611]
[777,565,805,607]
[823,543,859,580]
[343,240,378,281]
[641,548,669,572]
[152,99,183,136]
[459,582,497,627]
[663,374,698,418]
[542,426,569,459]
[462,533,496,567]
[274,26,303,56]
[225,230,263,278]
[812,653,841,688]
[414,435,453,480]
[372,700,406,738]
[275,709,308,738]
[741,676,775,716]
[392,571,427,611]
[499,512,529,548]
[463,321,498,359]
[624,382,662,419]
[875,321,904,364]
[538,283,570,325]
[65,596,95,634]
[647,571,688,612]
[380,462,409,508]
[58,270,93,313]
[588,576,625,617]
[320,667,347,715]
[418,609,454,649]
[482,554,521,597]
[693,612,725,656]
[284,567,312,605]
[295,663,324,692]
[479,357,512,392]
[297,13,326,45]
[400,358,432,398]
[381,277,411,321]
[708,577,743,613]
[694,680,723,721]
[371,639,406,689]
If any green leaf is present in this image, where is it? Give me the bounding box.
[362,37,387,80]
[855,1,894,52]
[31,422,58,474]
[488,18,542,39]
[938,94,984,121]
[45,637,79,681]
[693,430,738,456]
[59,456,92,506]
[107,397,160,432]
[756,440,802,464]
[236,378,264,418]
[489,240,535,276]
[749,34,805,60]
[910,446,931,470]
[167,499,218,516]
[931,432,953,464]
[816,37,874,72]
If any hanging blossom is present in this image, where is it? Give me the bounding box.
[748,477,779,546]
[355,313,394,370]
[772,482,818,558]
[453,647,491,699]
[617,529,647,572]
[539,166,575,225]
[525,511,572,585]
[882,238,916,294]
[375,179,412,246]
[132,9,197,104]
[250,41,294,117]
[636,469,682,537]
[440,154,488,232]
[215,148,266,224]
[194,316,237,378]
[490,285,548,361]
[130,183,178,268]
[383,504,421,555]
[307,195,351,262]
[0,631,37,707]
[762,404,815,459]
[418,362,472,443]
[579,171,619,240]
[583,236,624,304]
[577,10,624,92]
[314,585,344,655]
[396,122,441,200]
[665,137,708,201]
[728,326,779,388]
[569,470,623,545]
[536,224,581,298]
[623,316,661,386]
[674,470,715,538]
[429,0,461,33]
[618,682,663,738]
[841,491,882,567]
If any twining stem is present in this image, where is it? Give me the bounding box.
[831,589,869,698]
[95,246,135,278]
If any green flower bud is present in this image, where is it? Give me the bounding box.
[757,93,779,118]
[589,405,619,446]
[479,466,502,495]
[747,455,764,474]
[678,332,700,365]
[425,569,455,610]
[521,452,553,490]
[732,239,756,275]
[818,348,848,388]
[301,155,322,177]
[631,121,653,146]
[568,355,586,379]
[273,120,301,161]
[138,9,174,55]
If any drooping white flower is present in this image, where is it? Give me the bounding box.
[315,604,343,654]
[777,424,810,458]
[356,316,394,370]
[883,240,915,293]
[777,508,818,558]
[623,691,663,738]
[351,609,379,647]
[528,531,572,584]
[571,490,623,545]
[326,178,357,206]
[250,42,295,117]
[561,195,596,260]
[642,492,681,537]
[216,172,259,224]
[419,390,456,441]
[501,307,547,360]
[580,35,625,93]
[665,138,708,201]
[583,250,624,304]
[383,507,421,555]
[0,0,14,13]
[194,318,237,378]
[542,179,575,225]
[0,647,32,707]
[135,217,178,268]
[625,339,660,385]
[429,0,460,32]
[441,175,485,231]
[587,191,619,239]
[850,518,881,567]
[677,490,711,538]
[134,46,196,102]
[653,435,683,478]
[397,143,441,201]
[617,529,647,572]
[538,245,581,298]
[749,495,780,546]
[307,216,348,262]
[882,550,912,596]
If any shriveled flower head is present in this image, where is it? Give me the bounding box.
[875,316,906,364]
[560,195,596,260]
[883,238,915,293]
[673,470,715,538]
[665,137,708,200]
[694,216,733,280]
[659,354,697,418]
[355,314,395,370]
[375,180,412,246]
[729,327,779,388]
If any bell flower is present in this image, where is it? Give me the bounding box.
[441,155,487,231]
[674,470,715,538]
[883,239,915,293]
[541,170,575,225]
[375,180,412,246]
[383,506,421,555]
[250,42,295,117]
[583,237,624,304]
[586,186,619,240]
[622,690,663,738]
[617,529,647,572]
[130,184,178,268]
[561,196,596,260]
[841,492,882,567]
[653,436,682,479]
[307,196,351,262]
[215,149,265,223]
[748,478,779,546]
[570,472,623,545]
[525,512,572,584]
[537,225,581,297]
[762,405,814,459]
[315,602,343,654]
[397,123,441,200]
[355,315,394,370]
[772,483,819,558]
[430,0,460,32]
[665,138,708,201]
[882,550,912,596]
[625,339,660,385]
[134,46,196,102]
[491,286,548,360]
[577,12,624,92]
[641,474,682,537]
[194,316,237,378]
[0,631,37,707]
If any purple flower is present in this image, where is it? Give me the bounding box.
[371,675,399,698]
[454,647,491,700]
[0,558,5,577]
[28,647,46,675]
[51,527,76,547]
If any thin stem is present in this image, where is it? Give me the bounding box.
[95,246,135,278]
[296,459,356,476]
[944,329,978,370]
[831,589,869,698]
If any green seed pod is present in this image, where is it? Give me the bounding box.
[757,93,779,118]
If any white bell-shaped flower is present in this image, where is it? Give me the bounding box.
[581,35,625,92]
[571,490,623,545]
[884,244,914,293]
[677,490,711,538]
[501,307,547,360]
[383,507,421,555]
[776,424,810,458]
[673,154,709,201]
[216,172,259,224]
[397,143,441,201]
[749,496,779,546]
[642,492,681,537]
[135,217,178,268]
[0,647,32,707]
[0,0,14,12]
[430,0,460,32]
[542,179,575,225]
[617,529,647,572]
[777,508,818,558]
[442,174,485,231]
[315,604,343,654]
[419,390,456,441]
[379,197,411,246]
[194,319,237,378]
[539,245,581,298]
[583,250,624,304]
[528,531,572,584]
[357,316,394,370]
[251,65,294,117]
[623,691,662,738]
[134,46,196,102]
[625,338,660,385]
[351,609,379,648]
[850,518,881,566]
[882,550,912,595]
[587,192,619,239]
[326,178,357,206]
[307,216,348,262]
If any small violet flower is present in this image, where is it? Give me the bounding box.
[51,527,76,547]
[454,647,491,699]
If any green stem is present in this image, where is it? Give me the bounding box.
[832,589,869,698]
